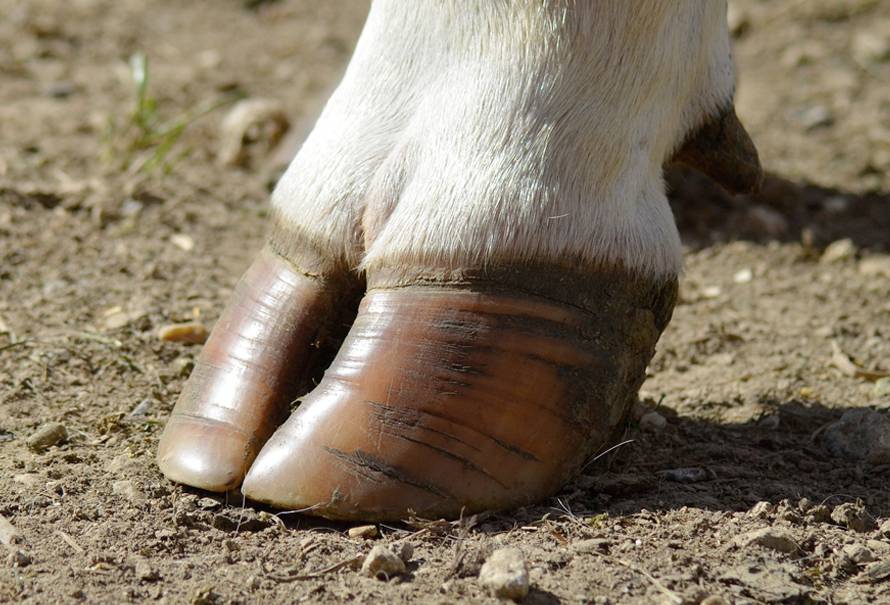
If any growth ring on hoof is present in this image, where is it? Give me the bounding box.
[157,246,358,492]
[241,266,677,520]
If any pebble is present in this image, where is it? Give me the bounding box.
[218,98,290,167]
[831,502,872,533]
[128,398,152,417]
[158,322,209,345]
[638,411,666,432]
[875,377,890,397]
[852,31,890,64]
[478,547,529,601]
[13,473,42,488]
[859,255,890,278]
[348,525,378,539]
[797,105,834,131]
[735,527,799,554]
[700,596,730,605]
[878,519,890,537]
[173,357,195,377]
[361,544,406,579]
[821,409,890,464]
[842,544,876,565]
[861,559,890,583]
[170,233,195,252]
[26,422,68,452]
[197,497,220,510]
[7,549,32,567]
[748,501,775,519]
[113,479,145,504]
[807,504,833,524]
[733,268,753,283]
[820,238,856,264]
[573,538,610,554]
[135,558,159,581]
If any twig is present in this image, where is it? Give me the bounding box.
[600,554,682,605]
[55,530,85,554]
[261,555,364,583]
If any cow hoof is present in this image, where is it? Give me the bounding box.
[156,247,358,491]
[240,266,677,520]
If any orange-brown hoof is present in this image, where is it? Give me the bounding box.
[157,247,357,492]
[242,272,676,521]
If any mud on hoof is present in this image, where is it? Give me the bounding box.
[239,264,677,521]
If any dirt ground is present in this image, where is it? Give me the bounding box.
[2,0,890,603]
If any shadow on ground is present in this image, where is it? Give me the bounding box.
[668,167,890,252]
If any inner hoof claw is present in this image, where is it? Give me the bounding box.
[157,247,358,492]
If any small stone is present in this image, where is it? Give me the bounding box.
[107,453,140,474]
[197,497,220,510]
[170,233,195,252]
[135,558,158,581]
[701,285,722,300]
[361,544,406,580]
[820,239,857,264]
[821,410,890,464]
[158,322,208,345]
[798,498,814,513]
[700,596,730,605]
[859,255,890,278]
[348,525,378,539]
[173,357,195,377]
[7,549,31,567]
[733,268,753,283]
[395,541,414,564]
[852,31,890,64]
[103,309,131,330]
[832,502,873,533]
[735,527,799,554]
[842,544,876,565]
[797,105,834,131]
[807,504,832,524]
[45,81,76,98]
[113,479,145,503]
[128,398,151,417]
[120,198,144,217]
[861,559,890,583]
[878,519,890,537]
[13,473,42,488]
[638,411,666,432]
[748,501,775,519]
[875,377,890,397]
[218,98,290,168]
[154,528,177,540]
[26,422,68,452]
[573,538,610,553]
[478,547,529,601]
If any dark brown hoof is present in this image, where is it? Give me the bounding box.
[242,272,676,520]
[157,247,356,492]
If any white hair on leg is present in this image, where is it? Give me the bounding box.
[273,1,736,279]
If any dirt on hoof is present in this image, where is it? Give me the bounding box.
[2,0,890,603]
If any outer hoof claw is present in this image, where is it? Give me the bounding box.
[241,271,676,521]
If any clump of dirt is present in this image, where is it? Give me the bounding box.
[2,0,890,603]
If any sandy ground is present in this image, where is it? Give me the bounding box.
[1,0,890,603]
